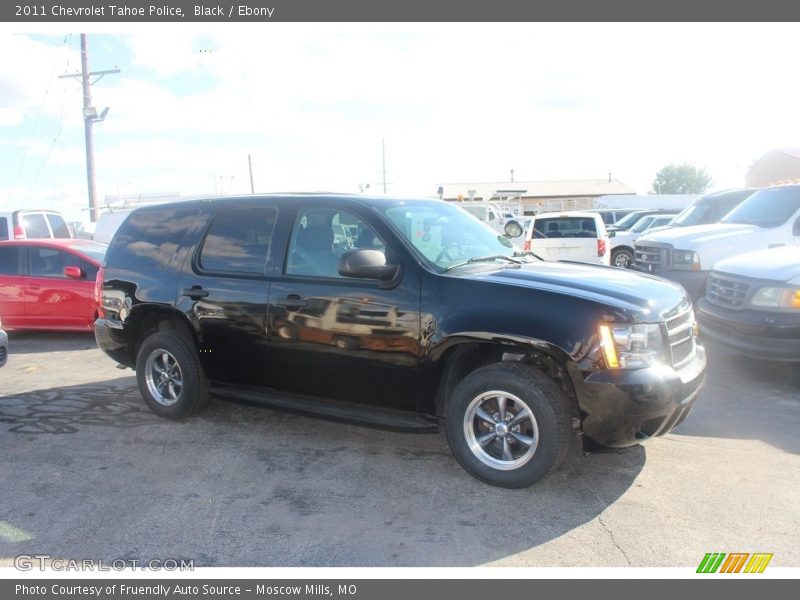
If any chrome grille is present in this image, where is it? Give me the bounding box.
[706,272,751,310]
[635,243,671,273]
[664,309,696,368]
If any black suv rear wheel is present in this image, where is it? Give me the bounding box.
[135,331,210,419]
[445,362,571,488]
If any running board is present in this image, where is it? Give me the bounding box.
[209,382,439,433]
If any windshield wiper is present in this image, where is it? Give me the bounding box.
[445,254,522,271]
[513,250,545,261]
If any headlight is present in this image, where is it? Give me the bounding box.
[598,323,665,369]
[751,286,800,309]
[672,249,701,271]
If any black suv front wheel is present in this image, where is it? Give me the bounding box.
[135,330,210,419]
[445,362,571,488]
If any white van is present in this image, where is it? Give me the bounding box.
[522,211,611,266]
[0,209,72,240]
[92,210,133,244]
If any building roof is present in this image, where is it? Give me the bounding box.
[437,179,635,200]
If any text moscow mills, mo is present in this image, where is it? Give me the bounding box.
[16,584,359,597]
[15,4,276,18]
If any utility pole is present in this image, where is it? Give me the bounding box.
[60,34,119,222]
[248,154,255,193]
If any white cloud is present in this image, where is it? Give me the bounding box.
[2,23,800,223]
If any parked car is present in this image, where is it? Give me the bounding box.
[635,184,800,299]
[0,239,107,331]
[0,317,7,368]
[519,211,611,266]
[696,246,800,361]
[610,212,679,268]
[0,209,72,240]
[586,208,643,227]
[606,209,660,232]
[95,195,705,489]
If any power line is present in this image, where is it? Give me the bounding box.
[9,34,71,205]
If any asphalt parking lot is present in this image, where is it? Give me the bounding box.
[0,331,798,568]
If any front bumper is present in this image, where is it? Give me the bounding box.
[696,298,800,362]
[569,345,706,448]
[94,317,134,368]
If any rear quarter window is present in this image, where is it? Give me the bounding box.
[104,207,202,270]
[47,214,71,238]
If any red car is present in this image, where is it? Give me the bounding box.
[0,239,107,331]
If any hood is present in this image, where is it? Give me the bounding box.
[713,246,800,283]
[638,223,758,248]
[465,260,688,322]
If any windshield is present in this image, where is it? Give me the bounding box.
[612,211,651,230]
[720,187,800,228]
[381,200,518,270]
[671,201,711,227]
[629,215,657,233]
[69,241,107,263]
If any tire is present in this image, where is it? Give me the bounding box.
[277,322,299,341]
[612,248,634,269]
[444,362,572,488]
[135,330,210,419]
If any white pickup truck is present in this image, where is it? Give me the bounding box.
[634,184,800,299]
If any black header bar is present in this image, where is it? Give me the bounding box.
[4,0,800,22]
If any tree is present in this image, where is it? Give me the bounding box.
[651,163,712,194]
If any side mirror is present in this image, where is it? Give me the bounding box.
[338,249,400,283]
[64,266,84,279]
[607,230,616,238]
[504,220,524,238]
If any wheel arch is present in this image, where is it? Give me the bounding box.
[430,334,580,423]
[124,303,200,367]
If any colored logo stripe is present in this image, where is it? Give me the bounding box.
[697,552,773,573]
[697,553,726,573]
[719,553,749,573]
[744,553,773,573]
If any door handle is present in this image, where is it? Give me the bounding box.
[278,294,308,311]
[181,286,209,300]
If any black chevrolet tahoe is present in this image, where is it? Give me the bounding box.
[95,194,706,488]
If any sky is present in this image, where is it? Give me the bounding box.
[1,22,800,223]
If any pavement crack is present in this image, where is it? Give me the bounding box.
[597,512,632,566]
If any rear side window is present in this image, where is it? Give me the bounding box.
[0,246,21,274]
[47,214,71,238]
[21,213,50,238]
[533,217,598,238]
[198,207,277,274]
[0,217,8,240]
[105,207,201,270]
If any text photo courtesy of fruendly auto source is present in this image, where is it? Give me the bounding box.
[0,25,798,570]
